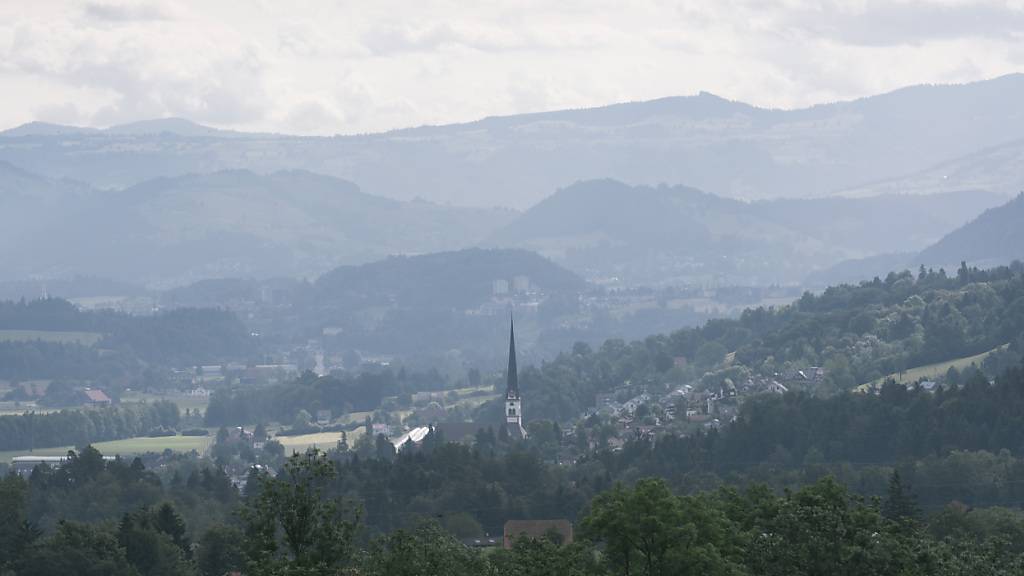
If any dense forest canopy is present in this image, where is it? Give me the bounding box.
[511,262,1024,422]
[0,298,255,380]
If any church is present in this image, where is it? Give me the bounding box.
[505,317,527,440]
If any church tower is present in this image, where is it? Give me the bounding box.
[505,317,526,439]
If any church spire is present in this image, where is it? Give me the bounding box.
[504,315,526,439]
[506,316,519,399]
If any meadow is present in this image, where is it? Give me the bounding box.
[0,433,213,463]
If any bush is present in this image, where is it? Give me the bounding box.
[181,428,210,436]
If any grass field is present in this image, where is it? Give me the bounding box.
[858,344,1008,392]
[0,329,103,346]
[0,434,213,464]
[275,430,364,454]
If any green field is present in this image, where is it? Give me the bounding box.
[858,344,1008,392]
[276,430,363,455]
[0,434,213,464]
[0,329,103,346]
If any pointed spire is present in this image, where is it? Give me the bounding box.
[506,315,519,399]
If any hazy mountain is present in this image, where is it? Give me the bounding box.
[0,166,515,286]
[316,248,586,309]
[487,180,1004,285]
[916,193,1024,268]
[838,138,1024,199]
[3,75,1024,207]
[802,253,916,288]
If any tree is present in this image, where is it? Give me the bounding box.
[0,474,39,571]
[582,478,685,576]
[196,524,246,576]
[118,507,195,576]
[882,470,919,523]
[490,537,602,576]
[18,521,138,576]
[361,522,486,576]
[241,449,359,576]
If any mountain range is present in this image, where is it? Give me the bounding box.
[3,75,1024,208]
[487,180,1005,285]
[0,164,513,286]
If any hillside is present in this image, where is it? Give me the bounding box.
[916,193,1024,268]
[0,167,515,286]
[488,179,1003,285]
[315,248,586,309]
[838,138,1024,198]
[3,76,1024,207]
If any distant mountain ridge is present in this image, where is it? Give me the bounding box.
[488,179,1006,285]
[0,165,515,286]
[3,75,1024,207]
[916,193,1024,268]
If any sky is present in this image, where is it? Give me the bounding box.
[1,0,1023,136]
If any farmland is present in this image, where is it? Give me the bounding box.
[0,433,213,464]
[858,344,1008,392]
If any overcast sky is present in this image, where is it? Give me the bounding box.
[2,0,1023,135]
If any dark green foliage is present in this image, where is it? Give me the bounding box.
[0,298,254,381]
[509,264,1024,422]
[118,505,195,576]
[882,470,919,522]
[0,401,181,451]
[195,525,246,576]
[240,450,359,576]
[17,521,139,576]
[489,537,602,576]
[194,522,244,573]
[360,522,488,576]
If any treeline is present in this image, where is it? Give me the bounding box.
[4,449,1024,576]
[514,262,1024,422]
[0,298,256,379]
[0,340,134,381]
[0,401,181,451]
[204,368,455,427]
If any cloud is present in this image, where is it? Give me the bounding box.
[0,0,1022,135]
[82,1,173,22]
[777,0,1024,47]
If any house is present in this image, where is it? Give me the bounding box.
[767,381,789,394]
[503,519,573,549]
[82,388,112,406]
[316,410,332,425]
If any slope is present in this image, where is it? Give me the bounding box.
[916,193,1024,268]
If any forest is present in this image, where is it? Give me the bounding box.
[0,298,255,377]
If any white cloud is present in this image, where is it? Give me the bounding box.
[0,0,1021,135]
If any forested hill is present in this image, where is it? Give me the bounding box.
[487,179,1002,284]
[315,248,586,309]
[917,193,1024,269]
[516,263,1024,422]
[0,298,254,379]
[0,166,515,285]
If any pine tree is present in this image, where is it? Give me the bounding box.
[882,470,919,522]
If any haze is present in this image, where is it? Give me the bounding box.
[4,0,1024,135]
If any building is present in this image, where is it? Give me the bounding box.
[82,388,112,406]
[505,318,527,440]
[503,519,573,549]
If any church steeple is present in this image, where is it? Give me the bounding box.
[506,317,519,399]
[504,316,526,439]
